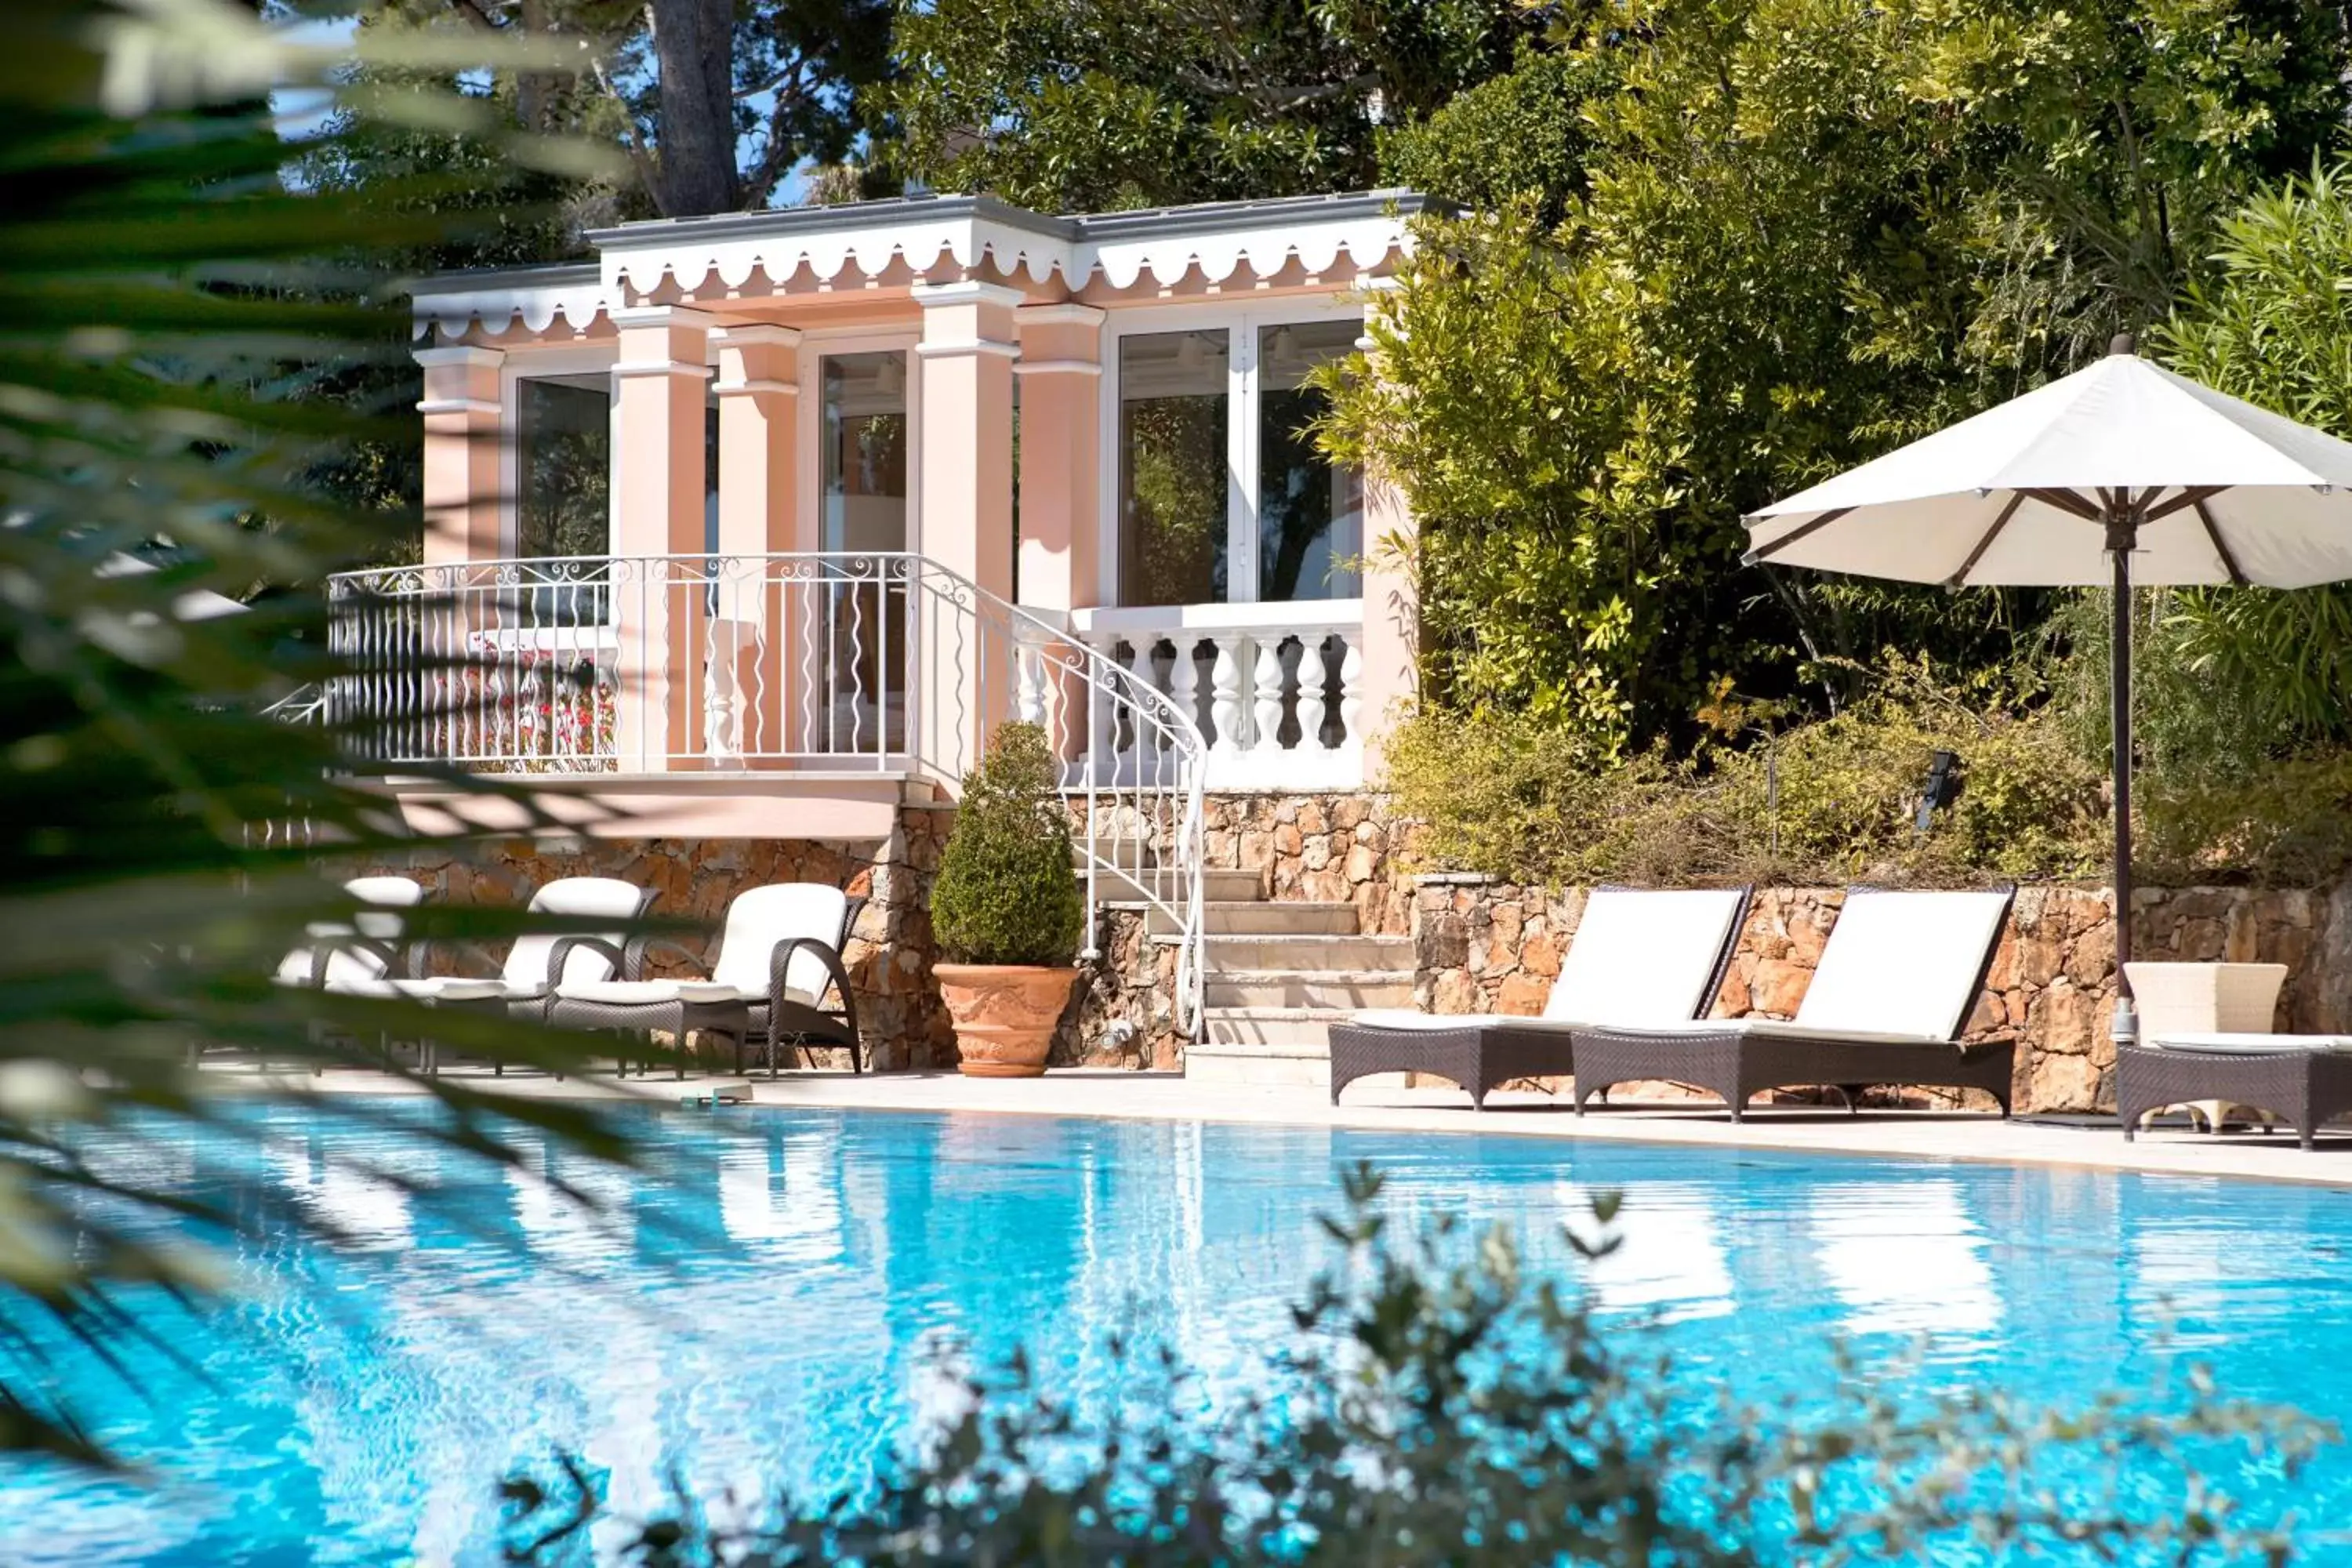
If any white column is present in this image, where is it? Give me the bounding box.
[609,306,713,771]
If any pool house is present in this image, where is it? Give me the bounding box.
[351,190,1437,1073]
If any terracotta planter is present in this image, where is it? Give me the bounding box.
[935,964,1080,1078]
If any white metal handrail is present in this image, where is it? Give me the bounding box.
[323,552,1210,1033]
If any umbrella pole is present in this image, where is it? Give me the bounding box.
[2110,522,2137,1046]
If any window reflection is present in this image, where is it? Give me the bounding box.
[819,351,909,753]
[1118,330,1229,607]
[1256,321,1362,601]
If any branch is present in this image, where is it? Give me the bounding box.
[1171,67,1381,113]
[445,0,508,29]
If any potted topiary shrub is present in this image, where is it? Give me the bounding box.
[931,721,1087,1077]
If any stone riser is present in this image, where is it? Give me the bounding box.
[1178,935,1412,971]
[1088,867,1265,904]
[1205,973,1414,1011]
[1149,902,1359,936]
[1200,1007,1347,1047]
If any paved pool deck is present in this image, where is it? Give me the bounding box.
[238,1065,2352,1189]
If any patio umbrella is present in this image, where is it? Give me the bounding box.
[1744,335,2352,1040]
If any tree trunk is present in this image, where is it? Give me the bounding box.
[648,0,739,216]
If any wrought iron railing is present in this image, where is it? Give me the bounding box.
[321,553,1208,1029]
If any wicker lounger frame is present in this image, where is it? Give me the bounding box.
[2117,1042,2352,1151]
[1326,1020,1584,1110]
[1324,885,1755,1109]
[1569,1025,2016,1120]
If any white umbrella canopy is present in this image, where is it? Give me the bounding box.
[1748,343,2352,588]
[1741,338,2352,1042]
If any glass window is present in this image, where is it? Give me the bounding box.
[1118,330,1230,606]
[1256,321,1363,601]
[821,351,909,554]
[818,350,909,751]
[515,375,610,561]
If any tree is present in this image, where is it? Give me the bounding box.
[358,0,896,217]
[884,0,1540,213]
[1318,0,2352,755]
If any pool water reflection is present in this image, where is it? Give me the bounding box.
[9,1107,2351,1563]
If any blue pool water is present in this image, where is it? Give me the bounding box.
[9,1105,2352,1563]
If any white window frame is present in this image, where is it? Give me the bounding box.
[1097,296,1365,608]
[797,328,923,560]
[498,342,621,561]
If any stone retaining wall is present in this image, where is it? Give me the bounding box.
[1198,793,1417,933]
[1412,877,2352,1113]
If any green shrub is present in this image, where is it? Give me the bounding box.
[1384,660,2108,887]
[931,722,1084,966]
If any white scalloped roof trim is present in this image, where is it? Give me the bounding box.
[411,277,616,341]
[600,210,1410,296]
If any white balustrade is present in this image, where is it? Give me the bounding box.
[1070,601,1369,790]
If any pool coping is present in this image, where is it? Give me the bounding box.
[223,1066,2352,1191]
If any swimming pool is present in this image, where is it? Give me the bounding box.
[9,1105,2351,1563]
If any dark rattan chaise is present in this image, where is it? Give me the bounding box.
[547,883,864,1077]
[1571,887,2017,1120]
[1325,886,1753,1109]
[380,877,659,1074]
[2117,960,2352,1149]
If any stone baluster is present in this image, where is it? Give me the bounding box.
[1167,635,1201,746]
[1207,635,1245,756]
[1338,636,1364,750]
[1250,637,1287,757]
[1126,637,1160,778]
[1296,634,1330,751]
[1016,640,1047,727]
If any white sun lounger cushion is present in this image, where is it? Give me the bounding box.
[710,884,850,1005]
[275,877,426,989]
[502,877,650,989]
[1787,888,2012,1043]
[557,979,744,1007]
[1347,887,1748,1033]
[333,975,510,1002]
[2142,1031,2352,1055]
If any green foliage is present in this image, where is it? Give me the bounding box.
[931,723,1083,966]
[506,1168,2334,1564]
[0,0,658,1464]
[2136,158,2352,768]
[882,0,1536,212]
[1377,46,1613,221]
[1320,0,2352,757]
[1382,660,2107,887]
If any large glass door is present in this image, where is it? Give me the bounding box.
[818,349,909,753]
[1110,313,1361,608]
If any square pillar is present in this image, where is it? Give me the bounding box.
[913,281,1022,782]
[711,324,801,763]
[610,306,713,771]
[1012,303,1105,769]
[416,345,503,569]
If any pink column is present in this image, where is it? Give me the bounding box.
[609,306,713,771]
[712,324,801,763]
[1012,303,1105,765]
[415,346,503,567]
[913,281,1022,782]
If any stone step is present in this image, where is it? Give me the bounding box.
[1200,1006,1350,1047]
[1087,866,1265,904]
[1178,934,1413,973]
[1147,902,1358,937]
[1181,1037,1333,1089]
[1074,837,1160,870]
[1203,971,1415,1011]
